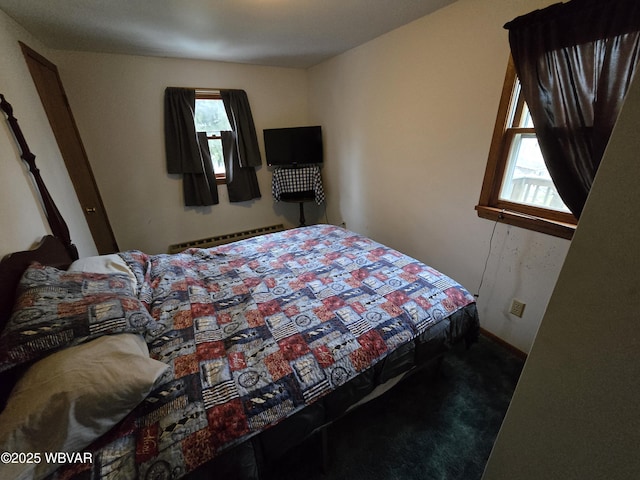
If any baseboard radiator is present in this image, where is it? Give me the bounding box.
[168,224,285,254]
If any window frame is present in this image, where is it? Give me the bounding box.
[195,90,228,185]
[476,57,577,240]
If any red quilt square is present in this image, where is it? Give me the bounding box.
[349,348,371,372]
[174,352,199,378]
[245,309,265,327]
[381,301,403,317]
[350,301,367,314]
[182,428,213,472]
[322,296,346,311]
[228,351,247,371]
[258,299,281,316]
[367,248,387,259]
[207,400,249,450]
[313,305,335,321]
[121,297,143,310]
[288,278,306,291]
[399,271,418,283]
[313,344,335,368]
[444,286,470,308]
[192,302,216,318]
[278,334,311,361]
[58,301,87,317]
[170,279,187,292]
[385,290,410,306]
[351,268,369,281]
[298,272,317,283]
[196,341,226,359]
[358,329,388,358]
[232,284,249,295]
[173,309,192,329]
[403,263,424,275]
[350,331,387,371]
[243,276,262,289]
[229,258,248,269]
[264,350,293,381]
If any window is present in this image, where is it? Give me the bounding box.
[194,90,231,183]
[476,57,577,240]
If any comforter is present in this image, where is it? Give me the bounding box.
[55,225,478,479]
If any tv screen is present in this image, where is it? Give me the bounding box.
[263,126,323,166]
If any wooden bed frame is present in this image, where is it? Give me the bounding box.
[0,92,78,267]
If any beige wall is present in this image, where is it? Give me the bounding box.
[482,42,640,480]
[52,51,313,254]
[308,0,565,352]
[0,10,97,258]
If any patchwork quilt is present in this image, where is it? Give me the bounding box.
[56,225,477,479]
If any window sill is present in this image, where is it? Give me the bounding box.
[475,205,575,240]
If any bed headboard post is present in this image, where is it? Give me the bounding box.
[1,93,79,261]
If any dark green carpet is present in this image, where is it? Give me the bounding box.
[264,334,524,480]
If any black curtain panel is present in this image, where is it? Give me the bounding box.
[191,132,219,206]
[220,89,262,168]
[221,131,261,202]
[164,87,218,206]
[505,0,640,219]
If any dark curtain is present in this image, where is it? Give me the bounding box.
[220,89,262,168]
[164,87,218,206]
[505,0,640,219]
[192,132,219,205]
[219,89,262,201]
[222,131,261,202]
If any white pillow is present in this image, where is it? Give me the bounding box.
[68,254,138,292]
[0,334,168,480]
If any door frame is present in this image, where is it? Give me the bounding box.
[20,42,119,254]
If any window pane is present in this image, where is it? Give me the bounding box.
[195,99,231,133]
[507,82,522,128]
[520,104,534,128]
[499,133,570,212]
[508,80,534,128]
[208,139,225,175]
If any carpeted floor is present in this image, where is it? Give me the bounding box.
[264,334,525,480]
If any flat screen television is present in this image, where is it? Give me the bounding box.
[263,125,323,166]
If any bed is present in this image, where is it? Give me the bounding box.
[0,94,479,480]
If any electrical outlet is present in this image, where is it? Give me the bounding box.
[510,299,526,317]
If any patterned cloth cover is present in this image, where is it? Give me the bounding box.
[56,225,476,479]
[271,166,325,204]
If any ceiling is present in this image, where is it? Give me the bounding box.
[0,0,456,69]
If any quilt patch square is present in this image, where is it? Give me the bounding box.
[278,333,311,361]
[290,353,326,391]
[200,358,231,388]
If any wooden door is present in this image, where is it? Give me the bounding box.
[20,42,119,254]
